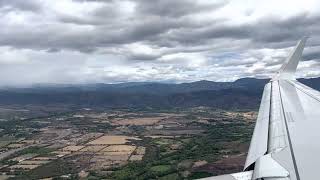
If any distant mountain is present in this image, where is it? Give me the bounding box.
[0,77,319,109]
[234,78,270,87]
[0,80,232,95]
[168,88,261,109]
[298,78,320,90]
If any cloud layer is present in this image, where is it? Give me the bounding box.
[1,0,320,86]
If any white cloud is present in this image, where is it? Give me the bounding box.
[0,0,319,86]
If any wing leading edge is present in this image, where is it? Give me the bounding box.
[200,38,320,180]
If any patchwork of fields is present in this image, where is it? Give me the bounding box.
[0,107,256,179]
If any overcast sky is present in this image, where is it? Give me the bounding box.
[0,0,320,86]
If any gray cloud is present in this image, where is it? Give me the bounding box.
[1,1,318,52]
[0,0,319,86]
[0,0,41,12]
[303,46,320,61]
[135,0,227,17]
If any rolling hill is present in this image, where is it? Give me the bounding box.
[0,77,318,109]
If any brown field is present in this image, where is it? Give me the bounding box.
[89,161,113,170]
[148,129,204,136]
[87,135,141,145]
[134,146,146,155]
[11,154,38,162]
[101,155,129,161]
[102,145,136,152]
[129,155,143,161]
[79,145,106,152]
[20,140,36,144]
[32,156,57,161]
[91,153,129,162]
[89,157,127,170]
[77,133,104,142]
[7,143,25,148]
[198,119,210,124]
[10,164,40,170]
[145,135,177,139]
[51,151,71,157]
[19,160,50,165]
[62,145,85,152]
[222,111,258,122]
[242,112,258,121]
[157,113,186,117]
[195,154,246,175]
[101,151,131,155]
[86,145,139,163]
[192,160,208,168]
[111,117,164,126]
[90,156,113,163]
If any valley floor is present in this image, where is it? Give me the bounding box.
[0,106,256,179]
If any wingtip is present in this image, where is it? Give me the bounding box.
[302,36,310,40]
[273,37,308,80]
[300,36,309,44]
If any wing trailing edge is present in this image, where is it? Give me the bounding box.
[243,83,271,170]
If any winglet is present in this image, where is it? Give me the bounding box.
[273,37,308,80]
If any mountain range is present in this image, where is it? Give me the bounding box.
[0,78,319,109]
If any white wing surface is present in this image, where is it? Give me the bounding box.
[200,38,320,180]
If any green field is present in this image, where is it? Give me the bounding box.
[150,165,172,173]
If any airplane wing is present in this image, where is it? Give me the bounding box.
[201,37,320,180]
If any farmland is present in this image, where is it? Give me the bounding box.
[0,106,256,179]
